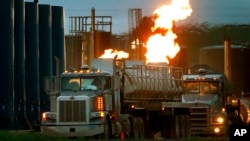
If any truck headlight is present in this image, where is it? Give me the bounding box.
[217,117,224,123]
[214,127,220,133]
[232,99,238,105]
[42,112,56,120]
[42,112,56,125]
[90,111,105,119]
[213,116,224,124]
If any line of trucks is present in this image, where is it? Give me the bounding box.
[41,57,250,139]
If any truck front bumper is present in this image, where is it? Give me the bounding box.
[41,124,104,137]
[191,125,227,136]
[209,125,227,135]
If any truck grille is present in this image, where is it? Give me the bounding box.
[190,106,209,135]
[59,100,86,122]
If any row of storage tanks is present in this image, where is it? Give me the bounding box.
[0,0,65,130]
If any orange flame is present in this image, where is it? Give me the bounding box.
[99,49,129,59]
[145,0,192,64]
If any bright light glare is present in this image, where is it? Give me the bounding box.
[217,117,224,123]
[214,127,220,133]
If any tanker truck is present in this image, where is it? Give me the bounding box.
[41,57,193,138]
[41,57,235,138]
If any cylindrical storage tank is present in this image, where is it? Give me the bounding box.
[25,2,40,128]
[52,6,65,75]
[95,31,111,57]
[0,0,14,130]
[39,4,52,115]
[199,45,250,97]
[14,0,26,129]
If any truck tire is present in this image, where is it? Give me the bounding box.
[240,100,250,124]
[132,117,139,138]
[114,121,122,137]
[137,117,145,138]
[170,115,180,138]
[120,118,131,138]
[184,114,191,137]
[179,115,185,138]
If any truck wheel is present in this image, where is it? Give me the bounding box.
[184,114,191,137]
[132,117,139,138]
[114,121,122,137]
[179,115,185,138]
[120,118,131,138]
[137,117,145,138]
[170,115,180,138]
[240,103,249,124]
[175,115,180,138]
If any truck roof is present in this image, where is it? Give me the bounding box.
[183,73,224,82]
[61,71,111,78]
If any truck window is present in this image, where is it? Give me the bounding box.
[184,82,219,94]
[61,76,111,91]
[61,78,80,91]
[81,77,101,90]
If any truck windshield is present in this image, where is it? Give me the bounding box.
[61,76,111,91]
[183,81,219,94]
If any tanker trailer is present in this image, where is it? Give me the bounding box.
[120,60,191,139]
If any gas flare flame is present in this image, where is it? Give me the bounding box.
[145,0,192,64]
[99,49,129,59]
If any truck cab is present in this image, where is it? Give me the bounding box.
[182,64,228,135]
[41,60,115,137]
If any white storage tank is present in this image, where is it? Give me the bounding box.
[199,45,250,97]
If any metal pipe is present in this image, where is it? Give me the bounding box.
[90,7,95,66]
[224,38,231,83]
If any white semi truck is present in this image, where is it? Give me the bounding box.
[41,58,229,138]
[182,64,250,136]
[182,64,228,135]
